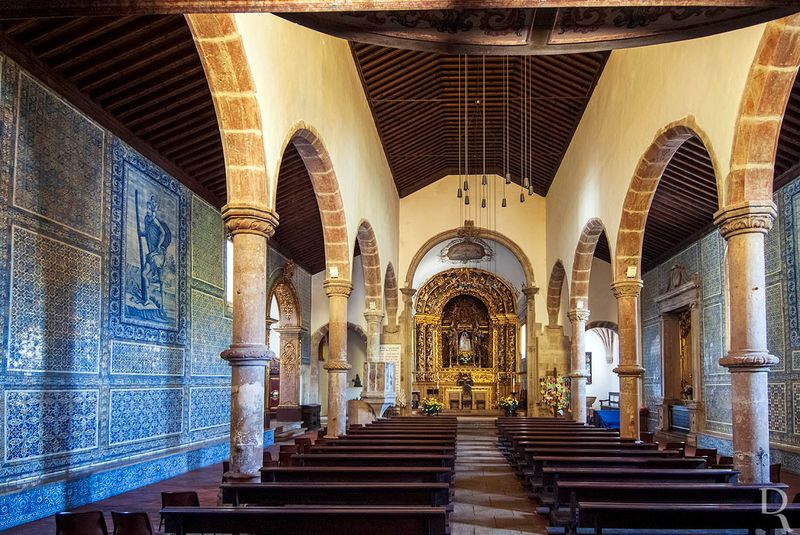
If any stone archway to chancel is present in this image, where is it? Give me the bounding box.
[413,268,518,414]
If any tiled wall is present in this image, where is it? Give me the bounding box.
[642,171,800,466]
[0,54,280,529]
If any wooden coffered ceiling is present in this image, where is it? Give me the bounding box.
[352,45,609,197]
[0,15,226,207]
[775,71,800,192]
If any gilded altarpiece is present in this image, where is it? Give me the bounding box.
[414,269,518,410]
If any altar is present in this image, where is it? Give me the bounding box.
[413,269,519,411]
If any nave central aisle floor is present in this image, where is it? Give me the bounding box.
[451,417,546,535]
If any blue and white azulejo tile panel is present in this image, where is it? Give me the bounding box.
[109,138,188,345]
[109,340,185,376]
[7,225,101,373]
[190,289,231,377]
[12,72,104,241]
[4,389,99,462]
[189,386,229,431]
[191,195,225,290]
[108,388,183,446]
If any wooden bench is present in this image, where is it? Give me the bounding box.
[291,453,455,469]
[329,439,455,446]
[221,482,451,508]
[161,505,448,535]
[576,502,800,534]
[260,466,453,485]
[308,445,456,455]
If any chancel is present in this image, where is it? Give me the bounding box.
[1,2,800,534]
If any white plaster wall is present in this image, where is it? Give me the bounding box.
[585,329,620,409]
[546,24,765,290]
[399,174,548,325]
[237,14,399,294]
[319,329,367,416]
[587,258,618,324]
[348,254,367,329]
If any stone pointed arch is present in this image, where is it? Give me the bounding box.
[275,122,350,281]
[570,218,609,311]
[615,117,720,279]
[267,266,302,329]
[404,225,535,289]
[186,14,270,206]
[355,219,382,312]
[547,260,567,327]
[384,262,398,325]
[311,322,368,360]
[727,14,800,205]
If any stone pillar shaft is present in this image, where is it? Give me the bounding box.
[523,287,539,414]
[612,280,644,440]
[364,310,384,362]
[400,288,416,409]
[568,308,590,424]
[715,201,778,484]
[324,280,353,438]
[220,204,278,483]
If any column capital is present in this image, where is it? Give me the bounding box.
[611,279,643,299]
[568,370,590,379]
[719,351,779,370]
[613,364,645,377]
[522,286,540,298]
[221,343,275,365]
[364,310,385,323]
[400,287,416,300]
[221,202,279,238]
[323,360,352,371]
[714,200,776,240]
[567,308,591,323]
[323,279,353,298]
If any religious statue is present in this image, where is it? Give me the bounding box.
[352,374,362,388]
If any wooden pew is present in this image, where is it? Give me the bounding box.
[308,445,455,455]
[291,453,455,469]
[326,439,455,446]
[161,505,448,535]
[260,466,453,485]
[544,466,739,486]
[340,434,457,441]
[576,502,800,535]
[509,441,656,465]
[552,482,788,530]
[517,447,678,474]
[221,482,451,508]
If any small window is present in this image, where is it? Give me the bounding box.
[520,324,527,360]
[225,238,234,304]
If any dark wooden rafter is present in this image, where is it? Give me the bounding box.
[352,44,608,197]
[0,15,225,207]
[775,70,800,192]
[0,1,795,18]
[642,136,718,272]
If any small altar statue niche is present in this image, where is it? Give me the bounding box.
[443,296,489,368]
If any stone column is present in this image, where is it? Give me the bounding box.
[323,279,353,438]
[275,326,303,423]
[220,204,278,482]
[612,279,644,440]
[400,287,417,410]
[364,310,384,362]
[568,308,591,424]
[714,201,778,484]
[523,286,539,414]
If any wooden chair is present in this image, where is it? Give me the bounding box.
[771,462,782,482]
[111,511,153,535]
[718,455,733,465]
[694,447,717,465]
[56,511,109,535]
[263,450,273,463]
[159,491,199,531]
[599,392,620,410]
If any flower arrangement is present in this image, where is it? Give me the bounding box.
[539,376,571,416]
[498,395,519,416]
[420,396,444,415]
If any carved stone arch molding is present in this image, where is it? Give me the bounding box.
[267,262,302,329]
[311,322,369,360]
[546,260,567,327]
[415,268,517,318]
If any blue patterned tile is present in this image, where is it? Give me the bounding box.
[108,388,182,445]
[769,382,788,434]
[190,289,231,376]
[702,303,725,376]
[767,281,786,371]
[642,322,660,386]
[191,195,224,290]
[109,138,187,345]
[12,73,104,240]
[704,382,732,428]
[189,386,229,431]
[783,182,800,348]
[641,268,659,322]
[109,341,184,376]
[7,226,101,373]
[766,211,783,276]
[4,389,98,461]
[700,231,722,300]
